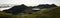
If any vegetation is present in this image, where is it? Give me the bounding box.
[0,7,60,18]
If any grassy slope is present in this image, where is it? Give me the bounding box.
[0,11,12,18]
[41,7,60,18]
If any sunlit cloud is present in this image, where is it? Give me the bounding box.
[0,0,60,6]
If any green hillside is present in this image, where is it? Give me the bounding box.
[42,7,60,18]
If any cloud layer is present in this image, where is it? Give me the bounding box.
[0,0,60,6]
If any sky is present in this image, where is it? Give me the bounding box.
[0,0,60,6]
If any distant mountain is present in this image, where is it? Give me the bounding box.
[0,4,17,7]
[0,4,18,9]
[0,4,17,11]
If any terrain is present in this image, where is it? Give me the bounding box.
[0,7,60,18]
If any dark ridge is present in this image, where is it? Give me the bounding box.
[36,4,57,8]
[3,4,28,15]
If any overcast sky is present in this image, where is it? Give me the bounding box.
[0,0,60,6]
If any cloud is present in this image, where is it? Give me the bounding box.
[0,0,60,6]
